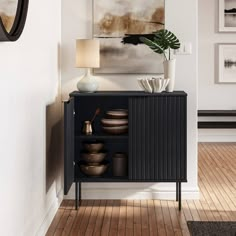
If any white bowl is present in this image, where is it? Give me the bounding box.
[137,78,170,93]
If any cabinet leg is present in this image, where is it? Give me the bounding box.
[75,181,78,210]
[75,181,81,210]
[79,182,81,206]
[178,182,182,211]
[176,182,179,201]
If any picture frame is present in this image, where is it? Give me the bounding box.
[218,44,236,83]
[0,0,29,41]
[219,0,236,32]
[93,0,165,74]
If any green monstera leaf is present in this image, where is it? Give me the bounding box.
[154,29,180,50]
[139,37,164,54]
[140,29,180,60]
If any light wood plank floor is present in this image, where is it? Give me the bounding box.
[46,143,236,236]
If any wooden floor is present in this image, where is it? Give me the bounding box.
[46,143,236,236]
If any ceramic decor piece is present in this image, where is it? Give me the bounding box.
[163,58,176,92]
[106,109,128,119]
[137,77,169,93]
[101,118,128,127]
[102,125,128,135]
[80,163,109,176]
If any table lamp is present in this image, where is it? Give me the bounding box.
[76,39,100,93]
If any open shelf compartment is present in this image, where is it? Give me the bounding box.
[74,95,129,180]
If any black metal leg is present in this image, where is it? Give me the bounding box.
[176,182,179,201]
[178,182,181,211]
[79,182,81,206]
[75,181,78,210]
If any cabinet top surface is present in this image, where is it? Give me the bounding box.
[70,91,187,97]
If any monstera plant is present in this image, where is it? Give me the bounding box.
[140,29,181,92]
[140,29,180,61]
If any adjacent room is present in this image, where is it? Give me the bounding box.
[0,0,235,235]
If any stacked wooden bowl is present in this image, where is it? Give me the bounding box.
[101,109,128,135]
[80,142,109,177]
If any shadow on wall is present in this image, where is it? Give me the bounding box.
[46,43,63,193]
[46,98,63,193]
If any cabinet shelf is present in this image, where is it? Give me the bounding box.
[75,176,129,182]
[76,134,128,140]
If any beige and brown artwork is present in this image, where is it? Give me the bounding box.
[0,0,18,33]
[93,0,165,74]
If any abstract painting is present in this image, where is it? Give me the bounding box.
[0,0,18,32]
[93,0,165,74]
[218,44,236,83]
[219,0,236,32]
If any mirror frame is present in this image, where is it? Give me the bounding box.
[0,0,29,41]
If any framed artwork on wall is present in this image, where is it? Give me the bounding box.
[218,44,236,83]
[219,0,236,32]
[93,0,165,74]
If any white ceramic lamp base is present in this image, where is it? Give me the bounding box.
[77,68,98,93]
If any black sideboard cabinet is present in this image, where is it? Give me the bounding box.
[64,91,187,210]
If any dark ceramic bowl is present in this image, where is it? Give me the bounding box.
[102,125,128,135]
[81,152,106,164]
[83,142,104,153]
[80,163,109,177]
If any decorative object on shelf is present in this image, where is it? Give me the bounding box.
[106,109,128,119]
[80,141,108,176]
[218,44,236,83]
[102,125,128,135]
[83,141,104,153]
[76,39,100,92]
[102,109,128,134]
[137,77,170,93]
[81,152,106,166]
[219,0,236,32]
[93,0,165,74]
[0,0,28,41]
[163,59,176,92]
[112,152,128,177]
[80,162,109,177]
[91,108,101,123]
[82,108,101,134]
[101,118,128,127]
[82,121,93,134]
[140,29,181,92]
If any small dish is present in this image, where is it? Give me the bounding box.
[83,141,104,153]
[101,118,128,127]
[102,125,128,135]
[106,109,128,118]
[81,152,106,164]
[80,163,109,176]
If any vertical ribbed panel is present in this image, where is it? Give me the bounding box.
[129,95,187,181]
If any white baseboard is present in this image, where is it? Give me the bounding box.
[64,184,199,200]
[36,189,64,236]
[198,129,236,142]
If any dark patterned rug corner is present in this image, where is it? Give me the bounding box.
[187,221,236,236]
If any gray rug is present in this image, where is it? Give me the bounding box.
[187,221,236,236]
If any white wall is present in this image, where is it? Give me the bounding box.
[0,0,62,235]
[198,0,236,142]
[62,0,199,199]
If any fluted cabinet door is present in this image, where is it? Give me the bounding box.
[129,95,187,181]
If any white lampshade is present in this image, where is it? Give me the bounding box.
[76,39,100,68]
